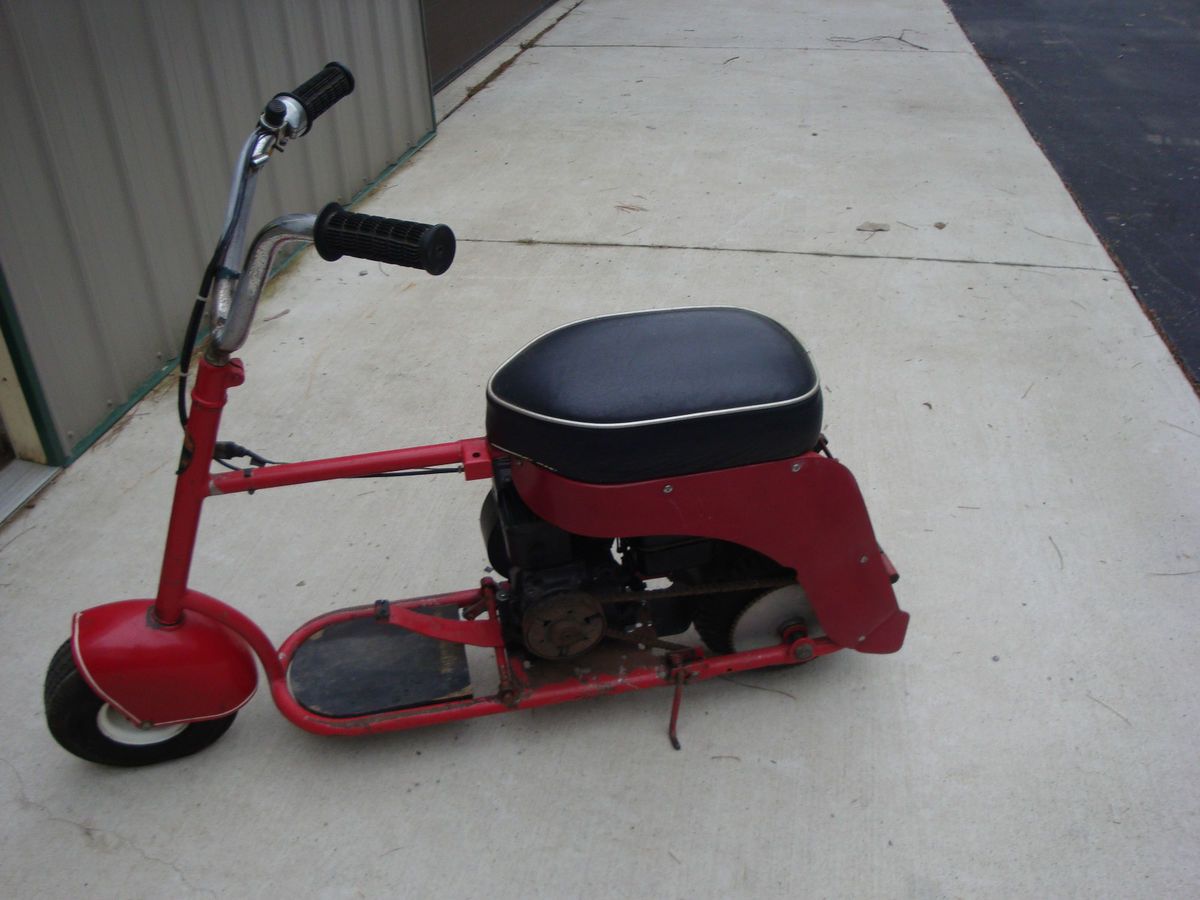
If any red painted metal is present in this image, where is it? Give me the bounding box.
[121,583,839,738]
[460,438,494,481]
[881,550,899,583]
[72,597,257,726]
[386,602,503,647]
[264,627,838,737]
[209,438,493,495]
[70,578,843,739]
[181,590,286,681]
[667,667,687,750]
[507,453,909,653]
[77,323,902,745]
[155,359,245,624]
[268,588,503,663]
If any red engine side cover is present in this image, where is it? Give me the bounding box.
[72,599,258,726]
[509,451,909,653]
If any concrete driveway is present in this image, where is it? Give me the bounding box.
[3,1,1197,897]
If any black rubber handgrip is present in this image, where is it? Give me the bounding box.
[279,62,355,129]
[313,203,456,276]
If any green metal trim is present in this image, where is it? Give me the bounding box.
[349,129,438,206]
[0,262,65,465]
[65,357,178,464]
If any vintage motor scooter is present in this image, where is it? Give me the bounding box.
[43,64,908,766]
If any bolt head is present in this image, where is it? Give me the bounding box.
[662,484,673,494]
[794,644,814,661]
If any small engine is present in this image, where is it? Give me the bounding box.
[480,462,789,660]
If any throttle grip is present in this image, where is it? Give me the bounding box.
[313,203,456,276]
[276,62,355,132]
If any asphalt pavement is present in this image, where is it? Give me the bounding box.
[948,0,1200,386]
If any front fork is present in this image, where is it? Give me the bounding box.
[154,358,244,625]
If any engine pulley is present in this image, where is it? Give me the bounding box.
[521,592,606,660]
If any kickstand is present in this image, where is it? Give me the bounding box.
[667,656,689,750]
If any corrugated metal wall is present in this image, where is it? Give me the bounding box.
[0,0,434,463]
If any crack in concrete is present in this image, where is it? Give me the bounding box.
[460,237,1118,274]
[828,29,931,51]
[1,757,216,897]
[1024,226,1096,247]
[538,43,969,54]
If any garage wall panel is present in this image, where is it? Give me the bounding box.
[0,0,434,462]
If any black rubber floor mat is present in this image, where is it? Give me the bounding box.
[288,610,472,717]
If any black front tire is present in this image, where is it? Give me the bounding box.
[43,641,237,767]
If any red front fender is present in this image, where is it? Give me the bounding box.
[72,599,257,727]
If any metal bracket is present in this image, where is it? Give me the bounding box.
[665,650,702,750]
[386,603,504,648]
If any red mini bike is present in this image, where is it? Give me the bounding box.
[43,64,908,766]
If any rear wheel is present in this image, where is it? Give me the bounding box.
[694,584,821,655]
[43,641,236,767]
[692,588,763,655]
[679,544,810,655]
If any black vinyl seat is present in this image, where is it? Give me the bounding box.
[485,307,823,484]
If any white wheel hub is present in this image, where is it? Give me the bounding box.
[730,584,823,651]
[96,704,187,745]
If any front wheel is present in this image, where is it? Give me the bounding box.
[43,641,236,766]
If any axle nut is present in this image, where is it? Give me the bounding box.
[794,644,814,662]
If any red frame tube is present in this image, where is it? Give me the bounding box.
[154,360,245,624]
[153,358,491,626]
[182,588,836,737]
[209,438,493,495]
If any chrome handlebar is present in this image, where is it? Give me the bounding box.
[208,214,316,363]
[203,64,355,364]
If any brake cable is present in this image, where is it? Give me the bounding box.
[176,296,207,430]
[210,440,461,479]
